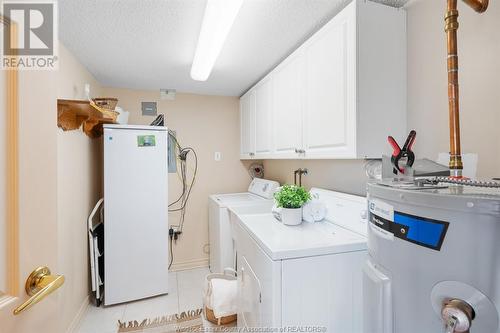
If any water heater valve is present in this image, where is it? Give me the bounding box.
[441,299,475,333]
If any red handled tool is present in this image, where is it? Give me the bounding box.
[388,130,416,174]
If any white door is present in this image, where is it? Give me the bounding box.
[0,18,62,332]
[238,256,262,328]
[240,90,256,158]
[273,53,305,158]
[303,8,357,158]
[254,77,273,157]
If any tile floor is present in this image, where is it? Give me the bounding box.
[76,267,210,333]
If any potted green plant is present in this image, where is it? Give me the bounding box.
[273,185,311,226]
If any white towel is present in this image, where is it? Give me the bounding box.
[209,278,237,318]
[272,204,282,221]
[302,199,327,223]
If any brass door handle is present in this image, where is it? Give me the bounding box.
[13,266,65,315]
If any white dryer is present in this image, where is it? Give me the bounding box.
[208,178,279,274]
[233,188,368,332]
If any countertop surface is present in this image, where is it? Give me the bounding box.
[236,213,367,261]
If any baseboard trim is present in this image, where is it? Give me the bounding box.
[67,295,90,333]
[170,258,209,272]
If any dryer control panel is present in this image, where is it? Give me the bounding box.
[248,179,280,199]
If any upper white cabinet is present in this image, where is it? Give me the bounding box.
[255,77,274,156]
[273,53,305,157]
[240,90,256,158]
[240,0,407,160]
[303,6,355,158]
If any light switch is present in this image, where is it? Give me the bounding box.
[214,152,222,161]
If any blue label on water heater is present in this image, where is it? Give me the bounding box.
[369,201,449,251]
[393,212,449,250]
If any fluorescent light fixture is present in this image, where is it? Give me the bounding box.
[190,0,244,81]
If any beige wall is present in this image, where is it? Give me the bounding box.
[264,0,500,195]
[264,160,368,196]
[56,44,103,332]
[407,0,500,178]
[101,87,252,270]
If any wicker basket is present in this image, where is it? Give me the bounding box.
[92,97,118,111]
[203,268,237,326]
[89,100,119,122]
[204,306,237,326]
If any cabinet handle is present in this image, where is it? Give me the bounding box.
[296,149,305,154]
[249,152,255,157]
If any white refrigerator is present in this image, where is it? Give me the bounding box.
[103,124,169,305]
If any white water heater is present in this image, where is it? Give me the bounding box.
[365,183,500,333]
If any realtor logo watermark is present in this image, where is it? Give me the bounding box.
[1,1,58,70]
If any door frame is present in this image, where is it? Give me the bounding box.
[1,14,20,304]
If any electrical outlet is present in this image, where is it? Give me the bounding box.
[214,152,222,161]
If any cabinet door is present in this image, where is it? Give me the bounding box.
[238,256,262,328]
[240,90,256,158]
[254,77,273,156]
[303,7,356,158]
[273,53,305,157]
[282,251,366,332]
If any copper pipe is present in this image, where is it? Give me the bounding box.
[444,0,488,177]
[462,0,489,13]
[445,0,463,175]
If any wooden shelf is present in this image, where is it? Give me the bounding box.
[57,99,118,138]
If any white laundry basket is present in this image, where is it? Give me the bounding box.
[203,268,237,325]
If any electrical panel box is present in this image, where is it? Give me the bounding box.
[141,102,157,116]
[168,130,177,173]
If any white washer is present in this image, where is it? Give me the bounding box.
[208,178,279,274]
[233,188,368,332]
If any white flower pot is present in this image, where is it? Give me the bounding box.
[281,207,303,226]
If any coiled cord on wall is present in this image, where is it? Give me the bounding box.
[167,132,198,270]
[168,143,198,231]
[150,115,199,269]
